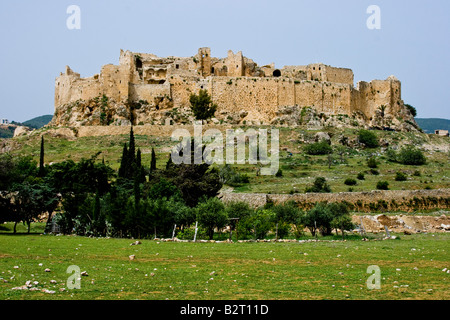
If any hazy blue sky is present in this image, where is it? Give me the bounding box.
[0,0,449,122]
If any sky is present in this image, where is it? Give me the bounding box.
[0,0,449,122]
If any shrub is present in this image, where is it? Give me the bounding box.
[218,165,249,186]
[275,169,283,177]
[376,181,389,190]
[304,141,332,155]
[305,177,332,193]
[357,172,365,180]
[397,147,426,166]
[370,169,380,175]
[413,170,422,177]
[344,178,357,186]
[395,172,407,181]
[405,104,417,117]
[367,157,378,169]
[358,130,379,148]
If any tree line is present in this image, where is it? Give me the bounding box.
[0,128,354,239]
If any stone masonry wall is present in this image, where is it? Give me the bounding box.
[220,189,450,212]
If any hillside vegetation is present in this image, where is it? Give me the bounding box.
[4,125,450,195]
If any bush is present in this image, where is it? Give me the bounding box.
[397,147,426,166]
[358,130,379,148]
[176,226,208,240]
[305,177,332,193]
[395,172,407,181]
[405,104,417,117]
[218,165,249,187]
[304,141,332,155]
[376,181,389,190]
[344,178,357,186]
[367,157,378,169]
[357,172,365,180]
[275,169,283,177]
[370,169,380,175]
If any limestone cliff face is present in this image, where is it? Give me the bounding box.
[51,48,418,131]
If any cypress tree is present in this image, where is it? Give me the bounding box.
[118,143,129,178]
[38,136,45,177]
[128,127,136,166]
[136,148,142,169]
[150,147,157,172]
[136,148,146,183]
[128,127,136,178]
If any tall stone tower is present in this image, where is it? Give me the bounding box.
[198,47,212,77]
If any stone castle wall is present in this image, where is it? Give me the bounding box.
[53,48,414,128]
[220,189,450,213]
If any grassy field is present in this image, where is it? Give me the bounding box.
[0,229,448,300]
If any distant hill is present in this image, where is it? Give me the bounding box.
[22,115,53,129]
[415,118,450,134]
[0,115,52,139]
[0,125,15,138]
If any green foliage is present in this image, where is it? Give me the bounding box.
[22,115,53,129]
[196,197,228,240]
[271,201,303,239]
[357,172,365,180]
[38,136,45,178]
[301,203,332,236]
[305,177,332,193]
[376,180,390,190]
[358,130,379,148]
[329,203,354,240]
[301,202,352,238]
[0,154,37,191]
[118,127,146,181]
[405,104,417,117]
[344,178,357,186]
[397,147,427,166]
[395,172,407,182]
[189,89,217,120]
[304,141,333,155]
[218,164,250,187]
[225,201,254,240]
[150,147,157,172]
[367,157,378,169]
[249,209,275,240]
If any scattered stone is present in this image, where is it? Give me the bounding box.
[81,271,89,277]
[44,268,51,272]
[129,255,136,261]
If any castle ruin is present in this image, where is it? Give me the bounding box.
[52,48,415,130]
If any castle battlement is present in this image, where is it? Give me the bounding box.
[53,48,414,129]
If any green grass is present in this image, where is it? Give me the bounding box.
[0,233,448,300]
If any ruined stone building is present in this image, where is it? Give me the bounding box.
[52,48,416,130]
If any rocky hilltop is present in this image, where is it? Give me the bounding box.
[50,48,418,132]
